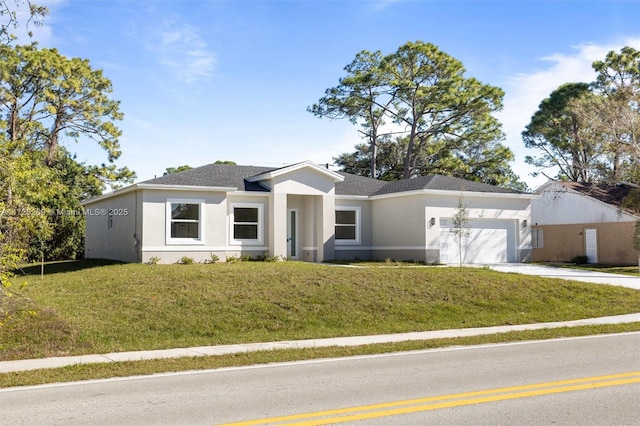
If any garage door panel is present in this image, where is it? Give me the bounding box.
[440,219,515,264]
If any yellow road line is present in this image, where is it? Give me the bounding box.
[219,371,640,425]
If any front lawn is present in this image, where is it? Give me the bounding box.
[2,260,640,361]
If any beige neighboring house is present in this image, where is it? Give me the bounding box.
[531,181,639,265]
[82,161,535,264]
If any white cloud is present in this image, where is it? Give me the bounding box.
[153,21,216,84]
[498,37,640,189]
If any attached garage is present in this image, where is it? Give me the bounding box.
[439,218,517,264]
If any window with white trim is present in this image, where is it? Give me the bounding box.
[166,199,204,244]
[531,228,544,248]
[335,207,361,244]
[231,203,263,244]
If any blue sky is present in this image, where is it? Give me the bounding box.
[28,0,640,189]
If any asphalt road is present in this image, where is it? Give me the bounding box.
[2,333,639,425]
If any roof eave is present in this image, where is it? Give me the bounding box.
[81,183,238,205]
[247,161,345,183]
[370,188,538,200]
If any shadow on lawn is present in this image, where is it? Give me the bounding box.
[15,259,124,276]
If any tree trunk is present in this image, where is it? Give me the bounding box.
[370,141,377,178]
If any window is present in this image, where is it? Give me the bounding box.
[532,228,544,248]
[231,203,263,244]
[166,199,204,243]
[335,207,360,244]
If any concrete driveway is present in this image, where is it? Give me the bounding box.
[485,264,640,290]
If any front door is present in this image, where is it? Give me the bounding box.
[286,209,298,259]
[585,228,598,263]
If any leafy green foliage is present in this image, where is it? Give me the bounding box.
[0,42,135,264]
[311,41,521,188]
[163,165,193,175]
[523,83,596,181]
[178,256,195,265]
[335,134,527,189]
[524,46,639,186]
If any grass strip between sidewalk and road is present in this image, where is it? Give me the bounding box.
[1,323,639,388]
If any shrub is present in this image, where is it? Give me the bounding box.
[206,254,220,264]
[571,255,589,265]
[178,256,194,265]
[146,256,160,265]
[226,255,241,264]
[263,254,283,262]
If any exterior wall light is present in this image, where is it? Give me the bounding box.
[522,220,528,229]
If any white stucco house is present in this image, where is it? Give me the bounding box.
[532,181,639,264]
[82,161,535,264]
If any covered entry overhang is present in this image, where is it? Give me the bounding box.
[247,161,344,262]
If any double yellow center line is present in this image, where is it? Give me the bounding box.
[220,371,640,425]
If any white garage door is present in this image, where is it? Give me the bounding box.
[439,218,516,264]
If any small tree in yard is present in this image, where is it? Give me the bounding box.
[634,220,640,274]
[451,198,471,267]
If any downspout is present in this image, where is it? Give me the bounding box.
[133,190,141,262]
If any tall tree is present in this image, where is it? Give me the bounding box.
[591,46,640,184]
[384,41,505,179]
[0,44,130,172]
[522,83,597,182]
[523,47,640,187]
[0,43,134,261]
[311,41,511,183]
[309,50,392,178]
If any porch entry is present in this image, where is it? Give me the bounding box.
[286,209,298,259]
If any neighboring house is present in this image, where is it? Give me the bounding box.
[82,161,535,264]
[531,181,639,265]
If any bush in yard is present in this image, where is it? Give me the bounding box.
[571,255,589,265]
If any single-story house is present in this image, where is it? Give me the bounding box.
[82,161,535,264]
[531,181,639,264]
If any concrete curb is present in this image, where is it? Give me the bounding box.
[2,313,639,374]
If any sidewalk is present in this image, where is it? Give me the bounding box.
[2,313,639,374]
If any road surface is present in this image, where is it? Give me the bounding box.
[2,333,639,425]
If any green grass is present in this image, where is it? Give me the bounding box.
[2,260,640,362]
[1,323,638,388]
[550,263,640,276]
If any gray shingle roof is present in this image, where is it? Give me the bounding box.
[335,172,387,196]
[141,163,521,195]
[555,181,637,213]
[141,164,274,191]
[372,175,520,196]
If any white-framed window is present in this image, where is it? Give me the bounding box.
[166,199,205,244]
[532,228,544,248]
[230,203,263,244]
[335,206,361,244]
